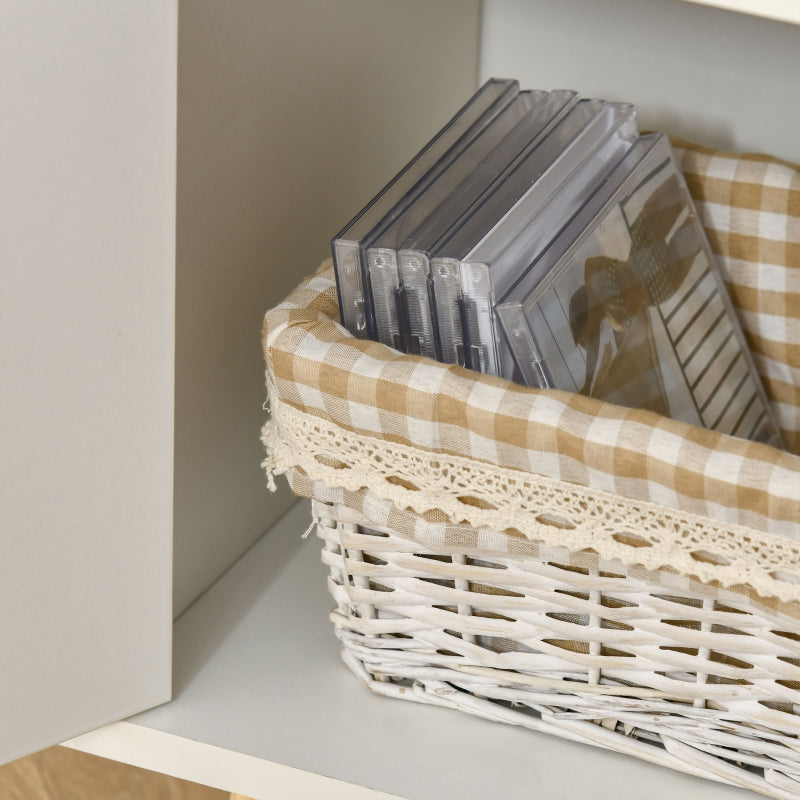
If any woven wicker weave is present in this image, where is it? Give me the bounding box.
[313,496,800,797]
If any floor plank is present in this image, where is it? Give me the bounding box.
[0,746,229,799]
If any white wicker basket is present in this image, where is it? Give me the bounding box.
[262,138,800,799]
[312,495,800,798]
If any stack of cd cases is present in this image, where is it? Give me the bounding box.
[332,79,783,447]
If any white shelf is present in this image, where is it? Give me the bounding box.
[679,0,800,25]
[66,502,755,800]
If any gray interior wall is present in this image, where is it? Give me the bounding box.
[174,0,480,615]
[480,0,800,164]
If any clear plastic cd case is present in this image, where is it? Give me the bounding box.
[450,101,639,375]
[365,88,578,355]
[422,97,628,368]
[332,77,520,340]
[330,80,784,447]
[496,133,783,446]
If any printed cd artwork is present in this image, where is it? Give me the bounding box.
[532,154,771,441]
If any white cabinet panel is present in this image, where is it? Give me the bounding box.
[680,0,800,25]
[0,0,177,763]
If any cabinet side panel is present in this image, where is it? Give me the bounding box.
[174,0,480,615]
[0,0,176,762]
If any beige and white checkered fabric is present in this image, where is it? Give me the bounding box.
[674,137,800,454]
[263,138,799,542]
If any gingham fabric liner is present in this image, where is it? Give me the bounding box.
[674,137,800,454]
[262,137,800,596]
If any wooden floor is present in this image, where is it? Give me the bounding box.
[0,746,239,799]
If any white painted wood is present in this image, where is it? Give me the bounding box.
[0,0,176,764]
[679,0,800,25]
[67,504,751,799]
[65,722,401,800]
[480,0,800,165]
[173,0,481,615]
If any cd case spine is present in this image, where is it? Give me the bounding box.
[366,247,402,351]
[397,250,437,358]
[332,238,369,337]
[430,257,467,365]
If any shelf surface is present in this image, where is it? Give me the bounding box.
[67,501,756,799]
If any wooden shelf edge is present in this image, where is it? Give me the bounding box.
[64,722,399,800]
[679,0,800,25]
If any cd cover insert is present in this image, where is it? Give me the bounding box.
[502,139,780,445]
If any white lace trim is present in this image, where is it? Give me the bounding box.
[262,394,800,602]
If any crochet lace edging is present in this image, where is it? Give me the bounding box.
[262,396,800,603]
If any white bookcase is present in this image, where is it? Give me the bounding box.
[4,1,798,797]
